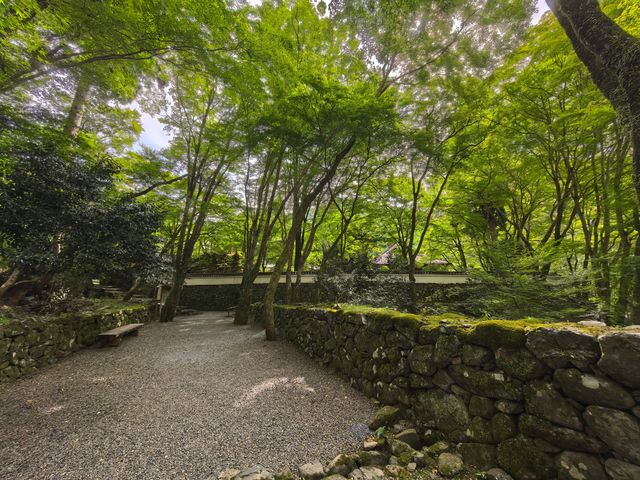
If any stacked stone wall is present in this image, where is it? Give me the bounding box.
[0,304,149,384]
[252,304,640,480]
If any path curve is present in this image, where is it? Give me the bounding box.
[0,312,376,480]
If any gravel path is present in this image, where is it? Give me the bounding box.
[0,312,377,480]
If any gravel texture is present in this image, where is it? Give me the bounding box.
[0,312,377,480]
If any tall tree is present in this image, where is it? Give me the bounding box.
[547,0,640,320]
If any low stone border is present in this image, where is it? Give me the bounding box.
[250,304,640,480]
[0,304,149,383]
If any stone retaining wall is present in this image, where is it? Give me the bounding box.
[253,304,640,480]
[0,304,149,384]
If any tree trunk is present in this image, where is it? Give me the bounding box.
[0,267,21,301]
[263,234,296,340]
[407,259,418,313]
[160,270,186,322]
[630,129,640,323]
[63,74,90,138]
[122,277,141,302]
[234,279,253,325]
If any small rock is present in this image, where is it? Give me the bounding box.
[412,451,427,467]
[299,461,325,480]
[486,468,513,480]
[368,406,401,430]
[495,400,523,414]
[322,476,347,480]
[438,453,464,477]
[219,468,241,480]
[348,466,385,480]
[395,428,421,449]
[557,451,606,480]
[233,466,274,480]
[577,320,607,327]
[326,454,357,477]
[406,463,416,472]
[274,467,294,480]
[356,451,387,467]
[383,465,406,478]
[363,440,378,451]
[424,441,449,454]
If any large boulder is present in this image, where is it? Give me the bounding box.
[598,332,640,389]
[497,435,556,480]
[583,406,640,464]
[554,368,635,409]
[437,453,464,477]
[449,365,523,400]
[556,452,606,480]
[604,458,640,480]
[525,328,599,371]
[518,414,607,454]
[495,347,546,381]
[523,381,582,431]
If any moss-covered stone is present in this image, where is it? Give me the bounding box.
[449,365,523,400]
[433,334,460,369]
[465,416,493,443]
[518,414,607,454]
[416,389,470,434]
[369,405,402,430]
[497,435,556,480]
[407,345,435,375]
[469,395,495,419]
[458,443,497,470]
[459,321,527,350]
[495,347,546,381]
[490,413,517,443]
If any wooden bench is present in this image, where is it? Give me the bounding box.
[226,306,237,317]
[97,323,144,347]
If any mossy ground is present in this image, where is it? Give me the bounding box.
[274,303,624,338]
[0,299,147,326]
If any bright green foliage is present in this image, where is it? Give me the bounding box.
[1,0,639,326]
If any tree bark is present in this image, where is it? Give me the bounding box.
[547,0,640,320]
[122,277,141,302]
[63,73,90,138]
[0,267,21,302]
[160,269,186,322]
